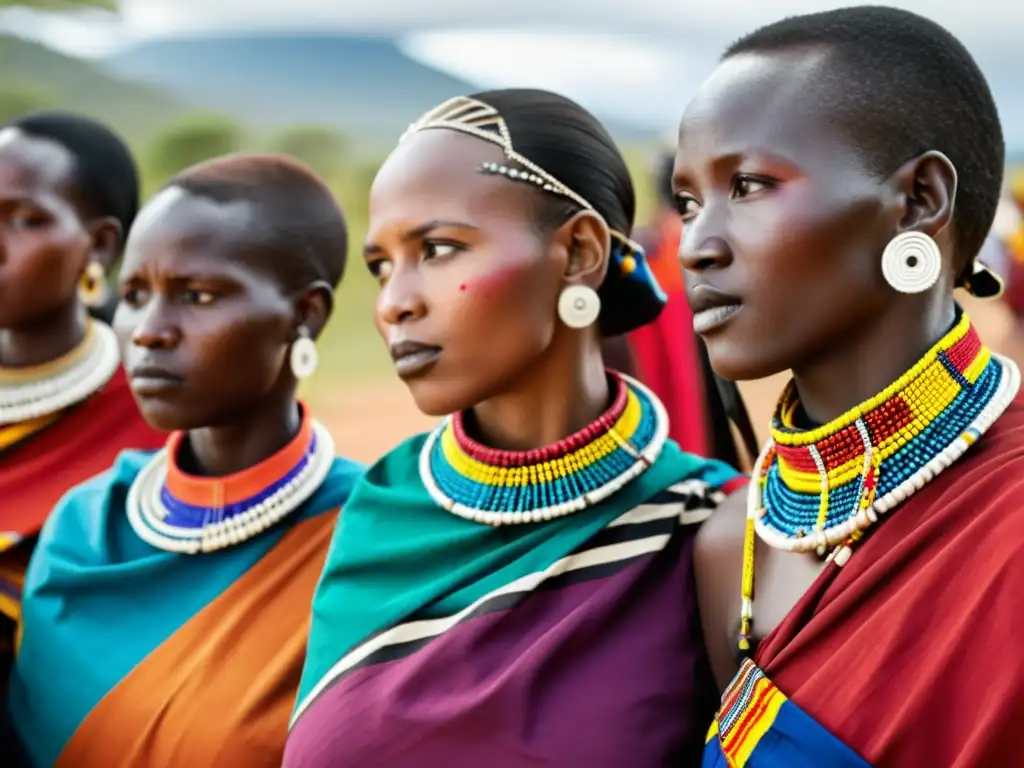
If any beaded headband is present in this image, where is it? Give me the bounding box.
[399,96,644,259]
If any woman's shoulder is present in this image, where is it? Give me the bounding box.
[979,389,1024,457]
[657,439,749,496]
[628,440,749,535]
[311,455,367,512]
[36,449,157,548]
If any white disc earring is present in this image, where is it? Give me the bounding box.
[881,232,942,294]
[289,327,318,379]
[557,285,601,329]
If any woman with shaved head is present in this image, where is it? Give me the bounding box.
[8,153,362,767]
[680,7,1024,766]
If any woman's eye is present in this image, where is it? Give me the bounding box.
[183,289,215,305]
[733,176,771,199]
[121,287,149,306]
[368,259,393,282]
[675,195,700,222]
[7,211,47,230]
[423,242,460,261]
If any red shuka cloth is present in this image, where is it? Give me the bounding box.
[755,394,1024,767]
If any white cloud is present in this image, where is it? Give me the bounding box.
[115,0,1023,36]
[9,0,1024,44]
[400,31,710,129]
[2,0,1022,144]
[0,7,123,57]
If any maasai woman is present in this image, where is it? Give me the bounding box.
[0,112,164,676]
[7,154,362,767]
[284,89,746,768]
[678,7,1023,767]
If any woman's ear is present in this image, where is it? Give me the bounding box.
[291,282,334,340]
[888,150,957,241]
[551,210,611,289]
[86,216,124,273]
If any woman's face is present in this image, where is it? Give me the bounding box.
[114,188,297,431]
[674,50,908,381]
[365,130,570,416]
[0,129,97,329]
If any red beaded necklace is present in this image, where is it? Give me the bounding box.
[450,374,629,467]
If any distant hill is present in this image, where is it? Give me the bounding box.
[0,35,182,140]
[102,34,480,146]
[0,31,657,149]
[101,33,656,146]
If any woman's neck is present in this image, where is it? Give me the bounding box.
[792,296,956,425]
[470,336,610,452]
[0,301,88,369]
[183,393,302,477]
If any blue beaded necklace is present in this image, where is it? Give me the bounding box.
[419,373,670,526]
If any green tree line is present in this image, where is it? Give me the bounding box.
[0,1,116,10]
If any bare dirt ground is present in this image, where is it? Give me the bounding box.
[316,297,1022,464]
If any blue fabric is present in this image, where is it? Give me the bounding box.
[703,665,872,768]
[7,450,361,768]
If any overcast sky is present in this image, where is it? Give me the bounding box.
[3,0,1023,143]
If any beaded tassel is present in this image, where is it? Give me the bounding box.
[828,529,863,568]
[738,515,757,653]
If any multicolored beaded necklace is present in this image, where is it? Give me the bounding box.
[127,408,335,554]
[419,372,670,526]
[737,312,1020,651]
[0,320,120,426]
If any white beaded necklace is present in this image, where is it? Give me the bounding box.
[734,350,1019,655]
[748,354,1021,554]
[126,420,335,554]
[0,321,120,426]
[419,374,670,526]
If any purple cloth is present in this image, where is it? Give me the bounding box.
[284,534,716,767]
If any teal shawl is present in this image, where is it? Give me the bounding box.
[294,432,739,720]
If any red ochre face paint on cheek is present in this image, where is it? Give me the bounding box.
[462,261,531,298]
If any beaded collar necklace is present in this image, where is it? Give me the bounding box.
[736,312,1020,651]
[419,372,669,526]
[0,320,120,426]
[127,408,335,554]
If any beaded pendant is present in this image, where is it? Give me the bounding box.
[419,372,670,526]
[735,312,1020,652]
[127,414,335,554]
